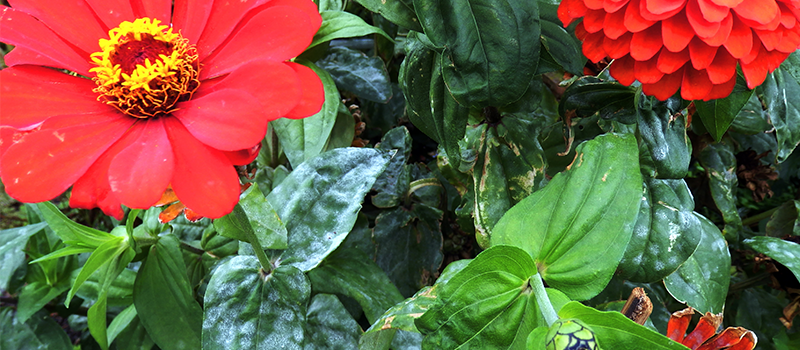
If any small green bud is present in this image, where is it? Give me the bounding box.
[545,319,598,350]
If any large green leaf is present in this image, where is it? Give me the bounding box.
[36,202,114,247]
[352,0,422,31]
[694,75,754,142]
[310,10,392,49]
[134,235,202,350]
[267,148,390,272]
[316,46,393,103]
[0,308,72,350]
[664,215,729,314]
[413,0,540,108]
[415,245,570,349]
[491,133,642,300]
[744,236,800,283]
[763,56,800,162]
[538,2,584,75]
[0,223,47,292]
[698,140,742,240]
[307,248,404,323]
[271,59,339,168]
[555,302,688,350]
[214,186,287,249]
[637,100,691,179]
[303,294,361,350]
[203,257,309,349]
[16,280,70,323]
[618,178,701,283]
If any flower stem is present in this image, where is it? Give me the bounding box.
[741,206,780,227]
[246,231,273,274]
[531,272,558,327]
[178,241,205,256]
[132,234,160,249]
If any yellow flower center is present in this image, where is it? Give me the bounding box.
[90,18,200,118]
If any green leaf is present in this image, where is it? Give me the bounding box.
[267,148,390,272]
[618,178,702,283]
[36,202,114,247]
[729,93,771,134]
[557,302,689,350]
[271,59,339,168]
[304,294,361,350]
[492,133,642,300]
[694,75,753,142]
[398,31,439,143]
[16,280,70,323]
[664,214,729,314]
[108,304,137,345]
[762,57,800,162]
[66,236,127,305]
[352,0,421,31]
[373,205,443,297]
[637,100,691,179]
[745,236,800,283]
[214,186,287,249]
[311,11,392,49]
[0,307,72,350]
[203,256,310,349]
[0,222,46,256]
[307,248,404,323]
[113,312,156,350]
[413,0,540,108]
[316,46,393,103]
[415,245,569,349]
[134,235,202,350]
[558,77,637,123]
[698,140,742,240]
[538,2,584,75]
[766,200,800,237]
[86,244,136,350]
[372,126,413,209]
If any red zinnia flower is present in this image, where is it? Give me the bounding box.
[666,307,756,350]
[0,0,324,219]
[558,0,800,101]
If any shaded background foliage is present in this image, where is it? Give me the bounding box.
[1,0,800,349]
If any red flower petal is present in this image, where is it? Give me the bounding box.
[733,0,779,25]
[195,0,264,59]
[7,0,106,55]
[283,62,326,119]
[687,0,722,38]
[781,4,797,28]
[666,305,694,343]
[586,0,605,10]
[0,66,111,129]
[662,10,695,51]
[558,0,589,26]
[134,0,171,23]
[626,0,657,31]
[755,27,784,50]
[689,38,719,69]
[710,0,744,6]
[196,60,303,120]
[682,66,714,100]
[703,74,736,100]
[0,6,93,76]
[610,55,638,85]
[723,15,754,57]
[3,47,62,70]
[173,89,267,151]
[582,31,609,63]
[740,36,762,64]
[604,32,634,58]
[164,118,239,219]
[706,48,737,83]
[644,0,687,15]
[604,5,630,39]
[0,126,16,158]
[172,0,213,44]
[224,143,261,166]
[699,12,733,46]
[698,0,730,22]
[0,112,134,203]
[642,67,684,99]
[681,312,723,348]
[657,47,690,73]
[108,119,175,209]
[84,0,136,29]
[605,0,631,13]
[696,327,756,350]
[200,5,321,79]
[635,55,665,83]
[584,9,607,33]
[631,23,663,60]
[777,27,800,52]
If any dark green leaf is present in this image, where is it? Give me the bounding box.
[744,236,800,283]
[16,280,70,323]
[618,178,701,283]
[492,133,642,300]
[66,236,128,305]
[322,102,356,152]
[317,46,393,103]
[112,310,155,350]
[271,59,339,168]
[557,302,688,350]
[203,256,310,349]
[763,55,800,162]
[766,200,800,237]
[0,308,72,350]
[729,93,770,134]
[664,214,729,314]
[538,2,584,75]
[134,235,202,350]
[694,75,753,142]
[413,0,540,107]
[372,126,413,208]
[698,140,742,240]
[352,0,422,31]
[311,11,392,49]
[559,78,637,123]
[107,304,137,345]
[304,294,361,350]
[0,223,46,292]
[637,101,691,179]
[267,148,390,272]
[398,31,439,143]
[307,248,403,323]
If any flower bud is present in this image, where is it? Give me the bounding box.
[545,319,598,350]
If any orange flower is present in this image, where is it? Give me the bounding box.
[558,0,800,101]
[0,0,323,220]
[666,308,756,350]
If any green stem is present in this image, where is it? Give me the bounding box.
[246,231,273,274]
[531,272,558,327]
[132,235,160,249]
[178,241,206,256]
[741,206,780,227]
